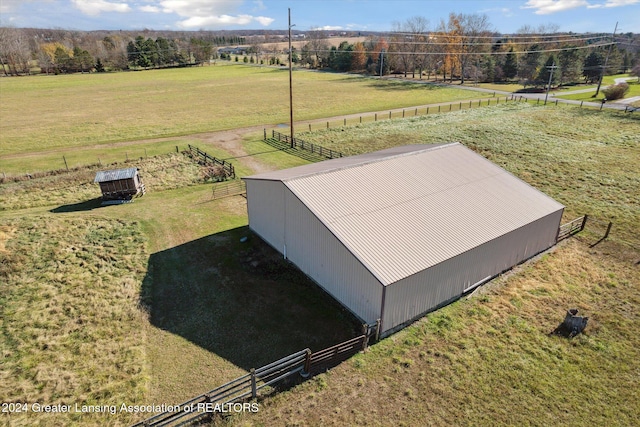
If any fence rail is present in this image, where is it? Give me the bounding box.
[271,130,343,160]
[187,144,235,178]
[557,215,587,241]
[211,179,246,199]
[130,332,375,427]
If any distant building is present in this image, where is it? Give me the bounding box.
[94,167,145,200]
[244,143,564,337]
[218,46,248,55]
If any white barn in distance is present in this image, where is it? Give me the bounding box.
[244,143,565,337]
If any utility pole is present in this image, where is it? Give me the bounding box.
[288,8,295,147]
[544,61,558,105]
[595,22,618,98]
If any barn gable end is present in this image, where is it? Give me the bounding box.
[244,143,564,336]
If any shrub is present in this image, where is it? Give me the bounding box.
[602,82,629,101]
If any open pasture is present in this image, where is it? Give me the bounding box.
[1,65,639,426]
[0,63,476,158]
[230,103,640,427]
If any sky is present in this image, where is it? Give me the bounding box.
[0,0,638,34]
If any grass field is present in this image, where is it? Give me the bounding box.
[0,63,477,157]
[227,103,640,427]
[1,66,639,427]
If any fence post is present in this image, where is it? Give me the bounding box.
[403,109,405,118]
[389,111,392,119]
[264,128,266,140]
[301,349,312,378]
[63,155,69,171]
[251,368,257,398]
[427,107,429,114]
[415,108,417,115]
[604,222,613,239]
[581,215,588,232]
[375,113,377,121]
[375,319,381,342]
[327,121,329,129]
[438,105,441,112]
[344,118,346,126]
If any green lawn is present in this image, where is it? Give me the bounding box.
[1,67,639,427]
[230,102,640,427]
[0,64,478,157]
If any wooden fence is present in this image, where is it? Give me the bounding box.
[130,327,377,427]
[187,144,235,179]
[270,130,344,160]
[211,179,246,199]
[557,215,588,241]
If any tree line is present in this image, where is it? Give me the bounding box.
[299,15,639,88]
[1,18,639,88]
[0,27,246,75]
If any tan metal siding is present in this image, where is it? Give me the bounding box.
[286,145,564,285]
[382,210,563,333]
[246,180,286,253]
[283,190,383,325]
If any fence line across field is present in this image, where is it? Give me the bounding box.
[130,325,378,427]
[187,144,235,179]
[129,215,624,427]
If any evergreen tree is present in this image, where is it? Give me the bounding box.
[583,51,604,84]
[95,58,105,72]
[503,47,517,80]
[537,55,558,88]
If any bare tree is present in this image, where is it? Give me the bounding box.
[304,28,330,68]
[0,27,32,75]
[406,16,430,79]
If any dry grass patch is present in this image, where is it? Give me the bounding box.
[0,215,149,426]
[0,153,213,211]
[234,241,639,427]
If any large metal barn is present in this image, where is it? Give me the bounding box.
[244,143,564,337]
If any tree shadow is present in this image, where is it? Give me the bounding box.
[141,226,361,371]
[50,198,104,213]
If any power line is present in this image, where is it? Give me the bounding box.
[382,35,609,47]
[390,31,612,40]
[306,42,615,57]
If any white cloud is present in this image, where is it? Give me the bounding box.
[158,0,274,28]
[139,5,161,12]
[254,15,274,26]
[71,0,132,16]
[252,0,266,11]
[523,0,589,15]
[588,0,640,8]
[0,0,54,14]
[524,0,639,13]
[177,13,273,28]
[480,7,515,17]
[319,25,344,31]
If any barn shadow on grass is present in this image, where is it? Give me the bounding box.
[141,225,361,371]
[50,197,104,213]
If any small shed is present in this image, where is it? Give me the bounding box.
[94,167,145,200]
[244,143,565,337]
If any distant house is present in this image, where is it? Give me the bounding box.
[244,143,565,337]
[94,167,145,200]
[218,46,248,55]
